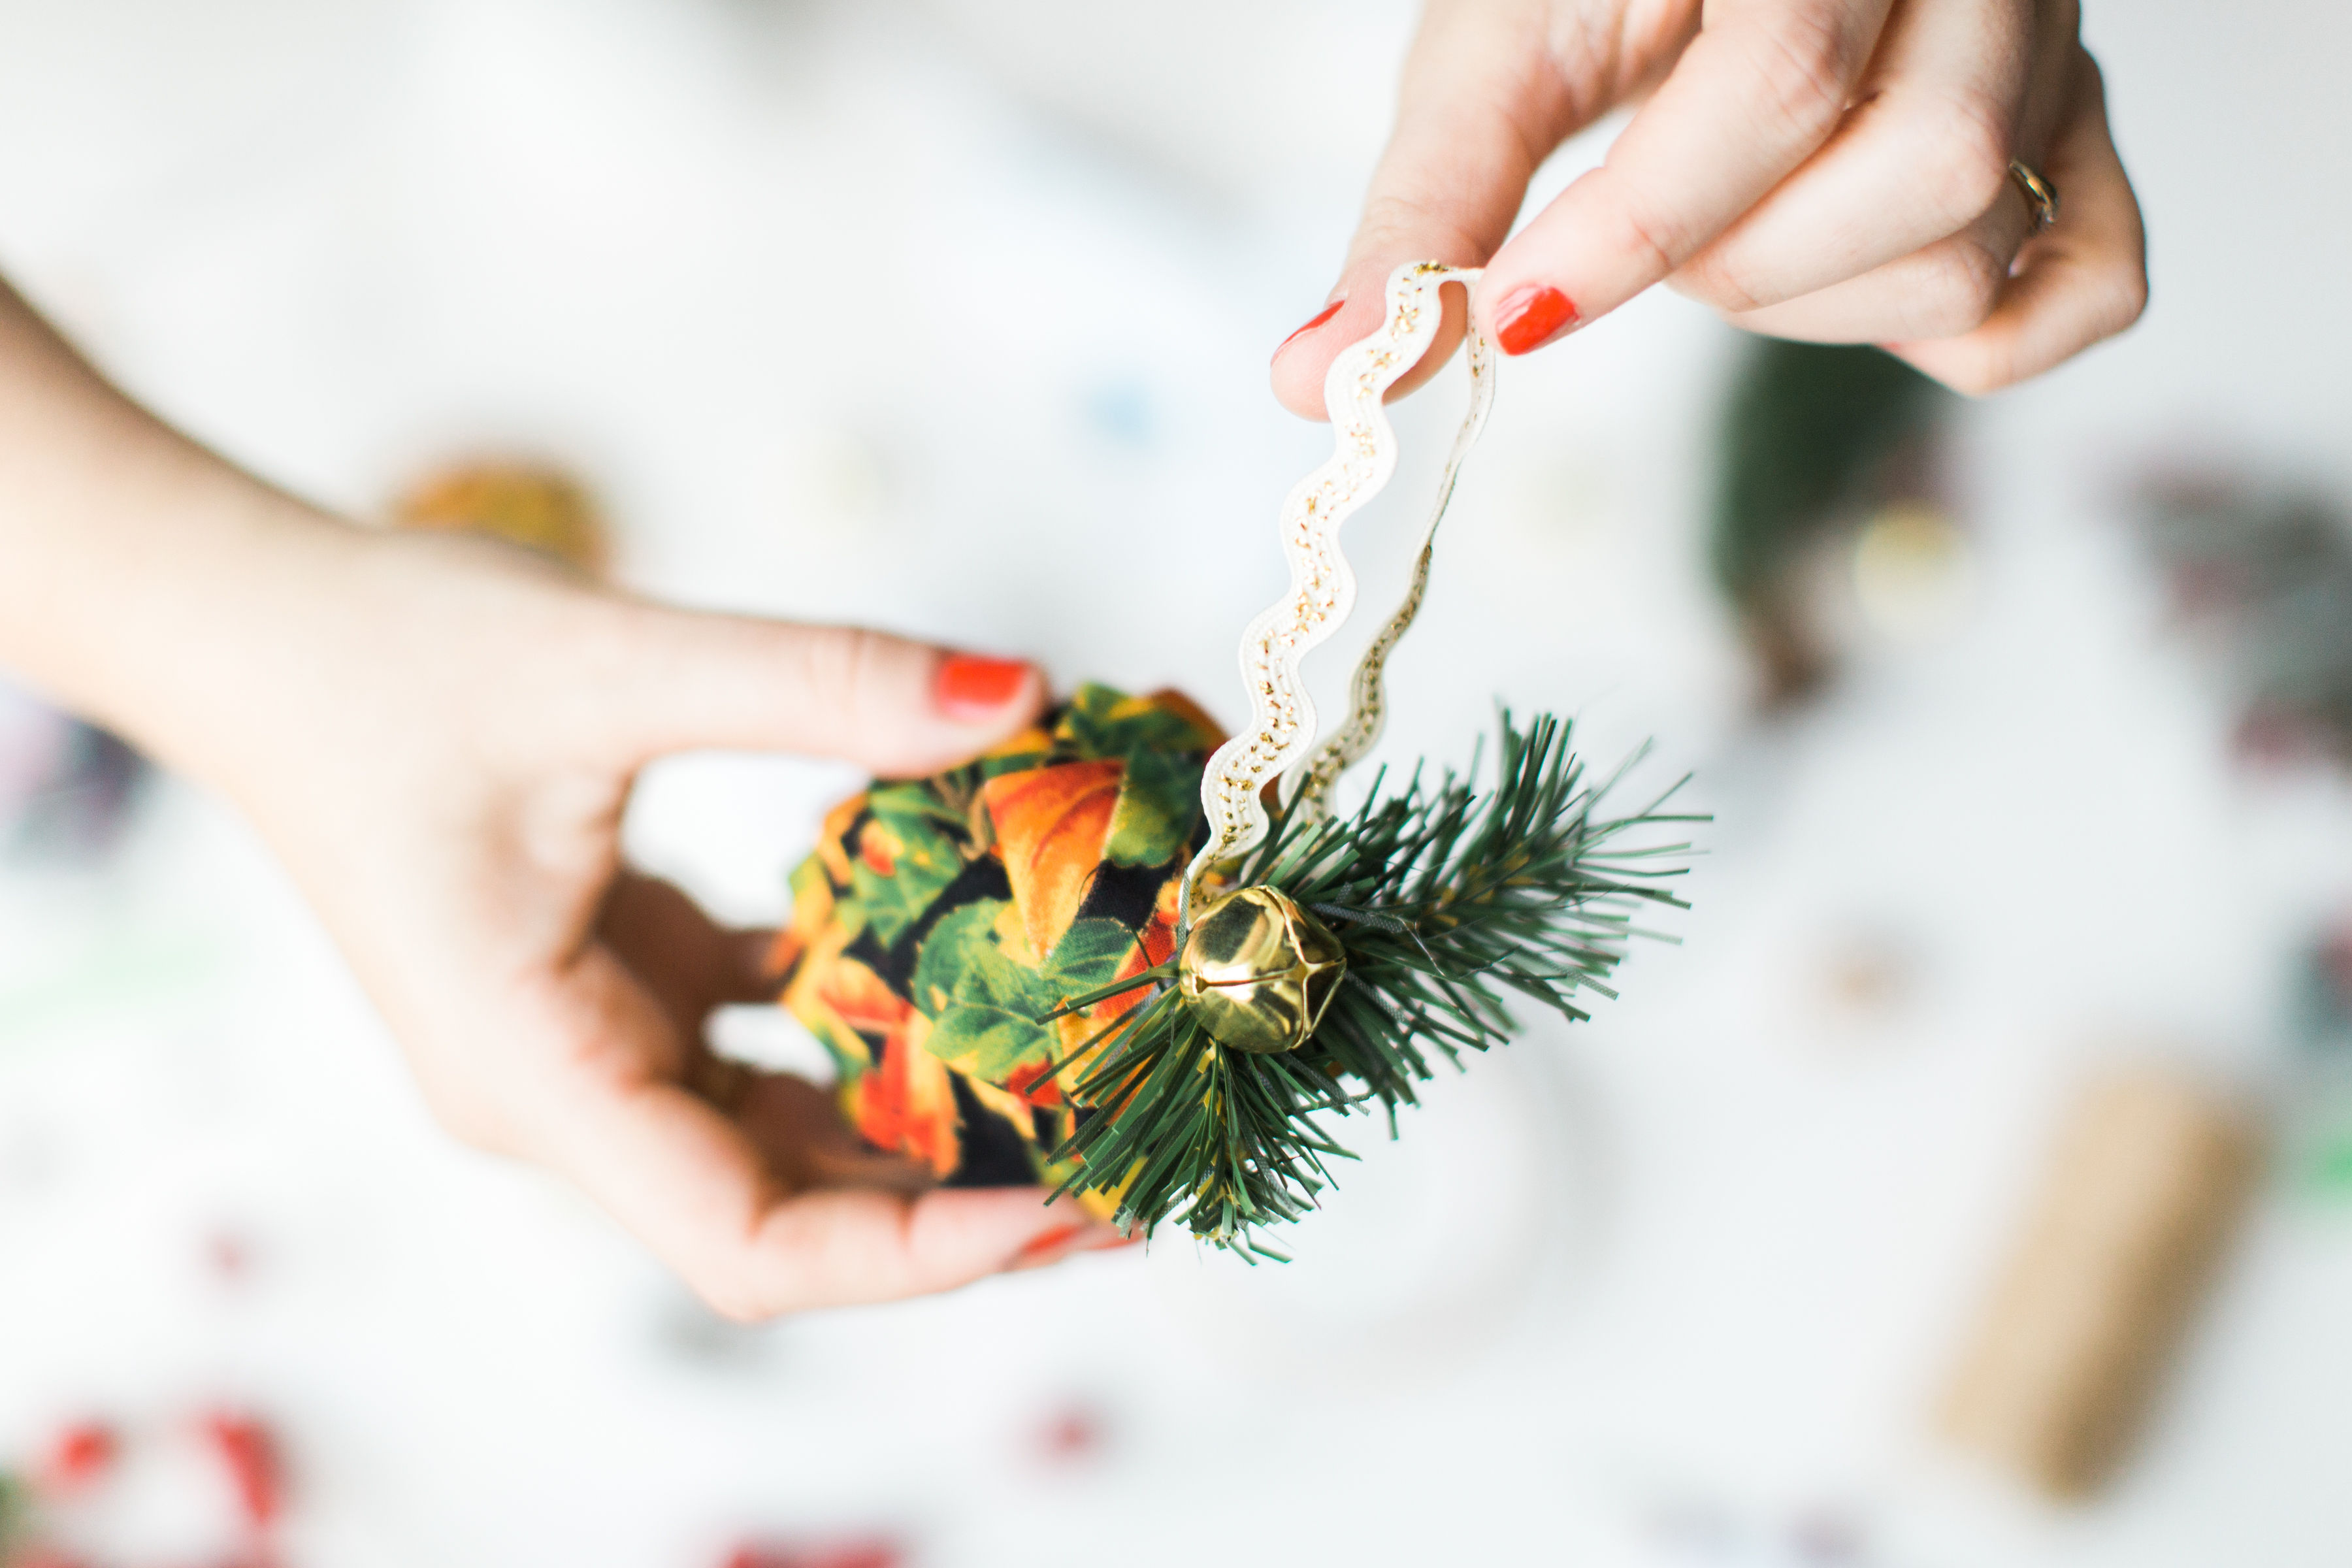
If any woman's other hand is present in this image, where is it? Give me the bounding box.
[1271,0,2146,412]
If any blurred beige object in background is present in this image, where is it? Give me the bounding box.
[391,460,610,576]
[1938,1070,2265,1499]
[1850,502,1978,644]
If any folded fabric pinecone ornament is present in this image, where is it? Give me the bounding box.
[774,264,1697,1255]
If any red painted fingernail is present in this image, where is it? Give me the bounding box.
[1005,1222,1088,1270]
[1492,285,1580,355]
[934,653,1030,721]
[1273,298,1345,360]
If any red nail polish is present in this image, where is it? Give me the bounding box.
[1273,298,1345,360]
[935,653,1030,720]
[1005,1222,1088,1270]
[1082,1231,1144,1252]
[1492,285,1580,355]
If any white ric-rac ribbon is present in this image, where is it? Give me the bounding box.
[1180,261,1496,920]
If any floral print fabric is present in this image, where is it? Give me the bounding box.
[773,685,1221,1207]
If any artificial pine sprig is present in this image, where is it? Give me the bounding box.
[1039,711,1701,1256]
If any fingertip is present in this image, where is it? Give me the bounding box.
[1268,359,1331,422]
[932,651,1044,727]
[907,1186,1103,1281]
[1269,268,1402,420]
[1271,297,1345,363]
[1268,297,1350,421]
[851,647,1045,779]
[1480,280,1584,355]
[1268,273,1473,419]
[718,1186,1059,1316]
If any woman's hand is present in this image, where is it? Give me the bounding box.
[0,282,1126,1319]
[1271,0,2146,411]
[210,529,1129,1318]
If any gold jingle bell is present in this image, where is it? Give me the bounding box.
[1178,885,1347,1054]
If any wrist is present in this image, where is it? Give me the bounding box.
[0,470,359,793]
[0,274,378,792]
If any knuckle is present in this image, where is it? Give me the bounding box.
[1918,241,2007,337]
[800,624,938,775]
[791,623,859,701]
[1742,9,1864,140]
[1917,99,2014,230]
[1611,198,1684,282]
[1673,249,1773,316]
[1354,193,1490,271]
[792,625,880,736]
[1929,243,2004,333]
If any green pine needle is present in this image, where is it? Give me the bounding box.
[1041,711,1701,1256]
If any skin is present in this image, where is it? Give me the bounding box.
[0,281,1126,1319]
[1271,0,2148,415]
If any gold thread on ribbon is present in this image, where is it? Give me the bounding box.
[1180,261,1493,917]
[1288,293,1494,827]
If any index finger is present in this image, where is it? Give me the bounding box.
[1478,0,1895,353]
[1269,0,1574,419]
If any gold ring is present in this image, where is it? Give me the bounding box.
[2008,159,2059,233]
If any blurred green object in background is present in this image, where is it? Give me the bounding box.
[1711,340,1953,702]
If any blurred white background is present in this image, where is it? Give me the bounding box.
[3,0,2351,1563]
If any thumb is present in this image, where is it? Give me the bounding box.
[606,606,1046,777]
[1269,1,1577,419]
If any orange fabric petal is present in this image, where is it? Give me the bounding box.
[857,819,899,876]
[814,792,866,887]
[848,1010,961,1177]
[1003,1060,1064,1109]
[982,759,1122,962]
[765,927,806,981]
[813,956,908,1035]
[783,944,890,1075]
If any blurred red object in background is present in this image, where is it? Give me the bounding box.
[203,1228,257,1286]
[37,1420,116,1496]
[1033,1403,1107,1465]
[721,1538,904,1568]
[200,1411,282,1527]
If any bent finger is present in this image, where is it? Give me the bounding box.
[598,872,779,1032]
[1718,189,2031,343]
[732,1069,933,1194]
[1886,49,2146,393]
[1478,0,1897,353]
[1671,0,2040,314]
[1269,0,1578,418]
